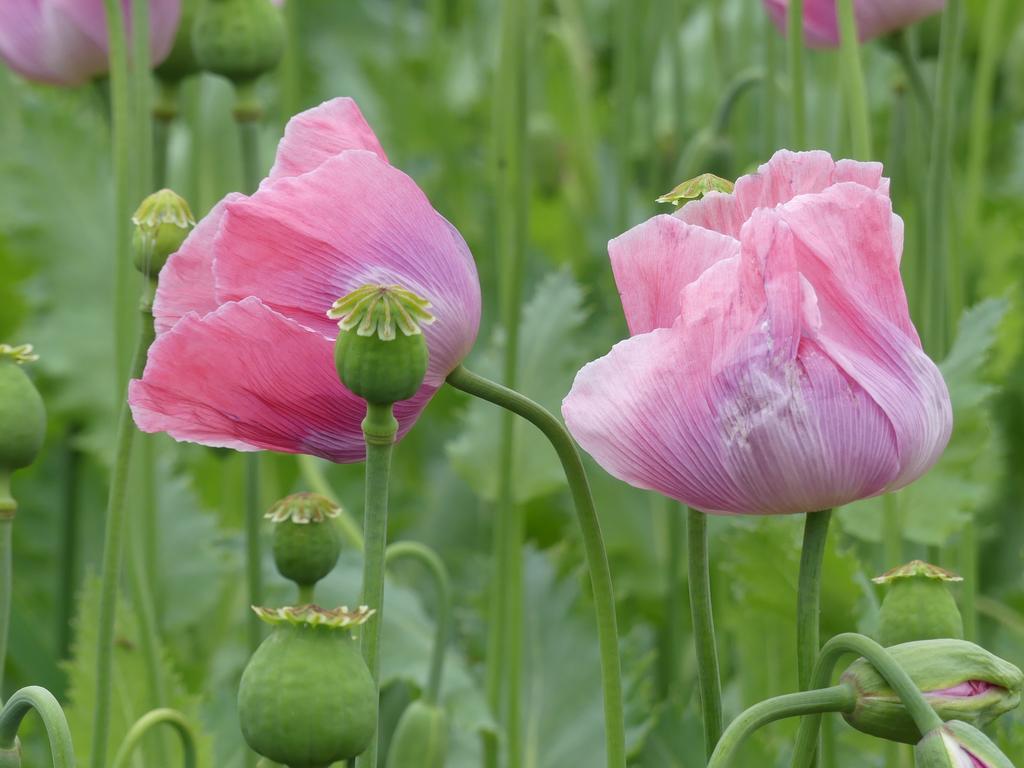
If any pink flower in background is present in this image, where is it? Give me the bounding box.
[562,150,951,516]
[129,98,481,462]
[0,0,181,85]
[763,0,945,47]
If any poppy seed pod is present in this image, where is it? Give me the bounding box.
[155,0,201,84]
[0,345,46,476]
[266,493,343,587]
[875,561,964,646]
[132,189,196,276]
[192,0,285,85]
[386,700,448,768]
[914,721,1015,768]
[841,639,1023,744]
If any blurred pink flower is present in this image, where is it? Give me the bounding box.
[562,150,951,516]
[0,0,181,85]
[129,98,481,462]
[763,0,945,47]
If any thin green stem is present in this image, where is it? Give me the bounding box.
[960,526,978,641]
[245,454,263,653]
[976,596,1024,639]
[90,283,156,768]
[792,633,944,768]
[687,508,722,758]
[658,499,683,699]
[446,365,626,768]
[895,31,933,121]
[613,0,636,229]
[708,685,855,768]
[0,480,12,701]
[297,455,364,550]
[386,541,452,704]
[0,686,76,768]
[153,80,180,190]
[112,708,197,768]
[355,402,398,768]
[836,0,872,158]
[787,0,806,148]
[882,493,902,570]
[56,435,80,661]
[131,0,152,193]
[798,511,832,692]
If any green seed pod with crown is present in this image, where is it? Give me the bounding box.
[266,493,343,589]
[238,605,378,767]
[0,345,46,478]
[841,639,1023,744]
[385,700,448,768]
[914,721,1015,768]
[329,285,434,405]
[192,0,285,85]
[132,189,196,276]
[875,560,964,647]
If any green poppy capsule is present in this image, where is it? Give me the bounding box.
[385,700,448,768]
[266,493,343,588]
[0,345,45,477]
[192,0,285,85]
[874,560,964,646]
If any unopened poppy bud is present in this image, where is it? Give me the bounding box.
[0,344,46,477]
[655,172,735,207]
[875,560,964,646]
[841,639,1023,744]
[192,0,285,86]
[266,493,343,588]
[386,700,448,768]
[914,721,1014,768]
[329,284,434,406]
[132,189,195,276]
[239,605,377,766]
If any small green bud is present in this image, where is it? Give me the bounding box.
[841,639,1023,744]
[132,189,195,276]
[385,701,448,768]
[266,493,343,587]
[192,0,285,85]
[154,0,201,84]
[915,721,1015,768]
[239,605,378,767]
[875,560,964,646]
[329,285,434,405]
[0,345,46,476]
[656,172,735,206]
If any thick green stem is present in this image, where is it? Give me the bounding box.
[0,480,12,701]
[355,402,398,768]
[836,0,872,158]
[297,584,315,605]
[90,284,156,768]
[797,511,832,692]
[386,542,452,705]
[687,508,722,757]
[245,454,263,653]
[708,685,855,768]
[792,633,944,768]
[446,365,626,768]
[297,455,364,550]
[787,0,806,147]
[0,686,75,768]
[112,708,198,768]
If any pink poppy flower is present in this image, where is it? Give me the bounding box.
[128,98,481,462]
[763,0,945,48]
[0,0,181,85]
[562,150,951,516]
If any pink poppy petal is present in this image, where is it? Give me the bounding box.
[266,97,388,184]
[153,193,244,334]
[130,298,431,462]
[214,150,480,385]
[0,0,60,82]
[609,214,739,335]
[763,0,945,48]
[48,0,181,69]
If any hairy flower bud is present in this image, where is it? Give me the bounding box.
[915,721,1015,768]
[266,493,343,588]
[132,189,195,276]
[192,0,285,85]
[330,285,433,405]
[874,560,964,646]
[841,639,1023,743]
[0,345,46,476]
[386,700,448,768]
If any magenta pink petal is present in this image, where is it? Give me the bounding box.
[609,214,739,335]
[0,0,56,82]
[762,0,945,48]
[213,149,480,385]
[130,298,430,462]
[266,97,389,184]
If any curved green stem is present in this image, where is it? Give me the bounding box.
[836,0,872,158]
[708,685,855,768]
[112,708,198,768]
[797,510,832,691]
[355,402,398,768]
[297,455,365,550]
[90,283,156,768]
[687,508,722,757]
[0,686,75,767]
[792,633,944,768]
[787,0,806,147]
[386,542,452,705]
[445,365,626,768]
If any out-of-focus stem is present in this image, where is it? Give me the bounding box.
[688,508,722,757]
[836,0,872,158]
[787,0,806,147]
[112,708,198,768]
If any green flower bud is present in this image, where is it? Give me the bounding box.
[915,721,1015,768]
[192,0,285,85]
[875,560,964,646]
[132,189,195,276]
[329,285,434,406]
[841,639,1023,744]
[266,493,343,588]
[154,0,201,84]
[239,605,378,767]
[0,345,45,477]
[385,701,448,768]
[656,172,735,206]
